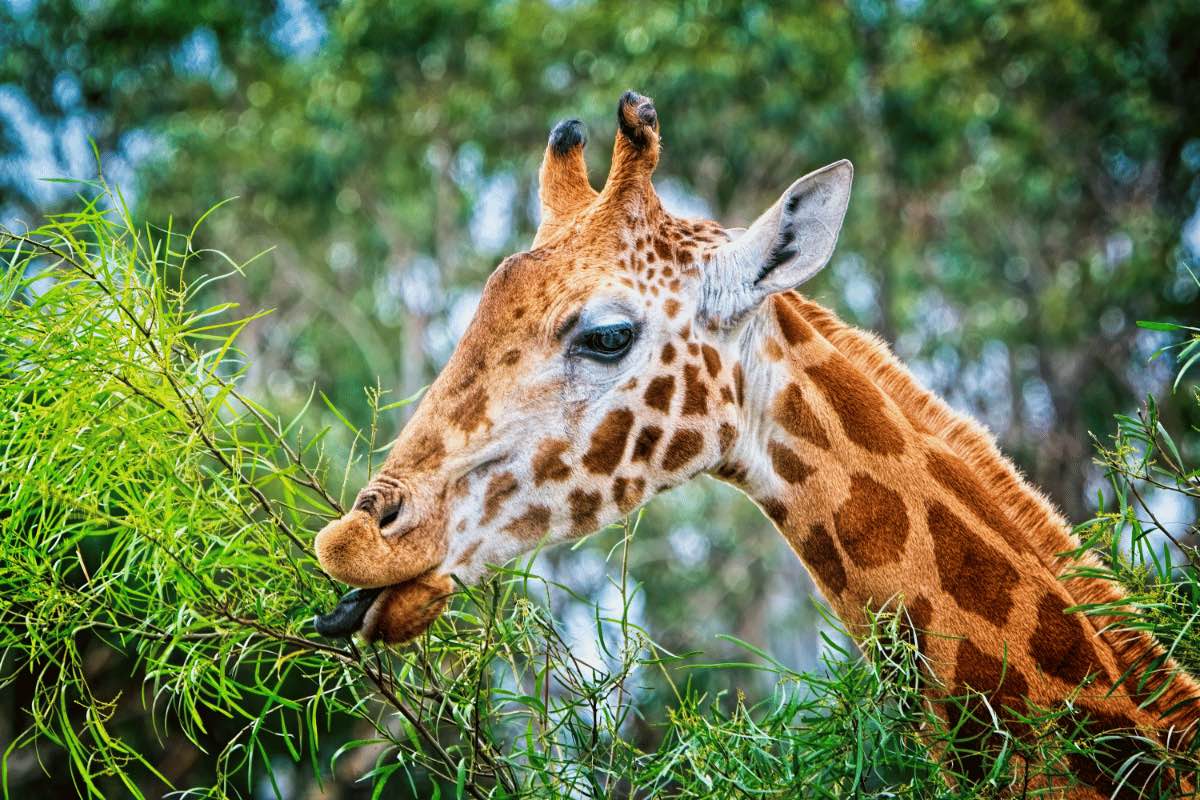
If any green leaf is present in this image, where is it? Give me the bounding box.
[1136,320,1185,331]
[456,757,467,799]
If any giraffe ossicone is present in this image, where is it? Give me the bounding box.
[314,91,1199,794]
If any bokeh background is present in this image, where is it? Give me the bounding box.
[3,0,1199,795]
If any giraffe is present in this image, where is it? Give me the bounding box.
[313,91,1200,795]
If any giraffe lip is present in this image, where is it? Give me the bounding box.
[313,586,387,638]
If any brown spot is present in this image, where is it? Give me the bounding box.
[621,377,638,391]
[668,278,681,292]
[448,474,471,501]
[719,386,734,405]
[682,364,708,416]
[773,383,831,450]
[512,306,526,320]
[833,474,909,568]
[612,476,645,514]
[454,538,482,568]
[643,375,675,413]
[532,438,571,485]
[661,429,704,472]
[500,348,521,366]
[955,638,1029,710]
[1029,590,1100,686]
[568,488,603,533]
[404,430,445,471]
[948,638,1032,780]
[903,594,933,655]
[452,386,490,434]
[687,342,700,356]
[504,505,551,540]
[631,425,663,462]
[700,345,722,377]
[582,408,635,474]
[732,363,744,406]
[664,298,680,318]
[661,342,676,364]
[653,237,672,262]
[763,338,784,361]
[718,422,736,453]
[452,352,484,392]
[768,441,813,484]
[926,450,1025,553]
[480,471,519,525]
[774,294,811,345]
[760,497,789,525]
[800,523,847,595]
[927,502,1018,624]
[714,460,748,484]
[806,356,906,456]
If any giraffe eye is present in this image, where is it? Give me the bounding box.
[575,323,635,361]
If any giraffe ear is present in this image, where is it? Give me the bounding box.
[701,160,852,324]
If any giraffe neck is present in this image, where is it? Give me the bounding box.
[726,291,961,632]
[718,292,1200,748]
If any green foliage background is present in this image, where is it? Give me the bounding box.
[1,0,1200,797]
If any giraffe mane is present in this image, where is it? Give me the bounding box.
[791,292,1200,740]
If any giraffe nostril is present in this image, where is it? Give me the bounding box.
[379,504,401,529]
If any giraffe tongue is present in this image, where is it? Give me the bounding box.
[313,586,386,638]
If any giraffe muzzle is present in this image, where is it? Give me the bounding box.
[313,507,448,588]
[312,498,452,641]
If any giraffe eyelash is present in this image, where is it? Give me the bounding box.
[571,322,637,362]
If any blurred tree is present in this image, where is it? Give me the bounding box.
[5,0,1197,516]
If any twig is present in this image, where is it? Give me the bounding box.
[1127,480,1200,572]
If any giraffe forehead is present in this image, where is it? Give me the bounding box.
[481,246,629,320]
[471,223,715,344]
[529,205,727,280]
[414,209,727,439]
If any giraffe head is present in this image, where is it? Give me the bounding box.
[313,91,852,642]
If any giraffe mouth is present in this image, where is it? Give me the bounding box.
[313,585,386,638]
[313,570,454,642]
